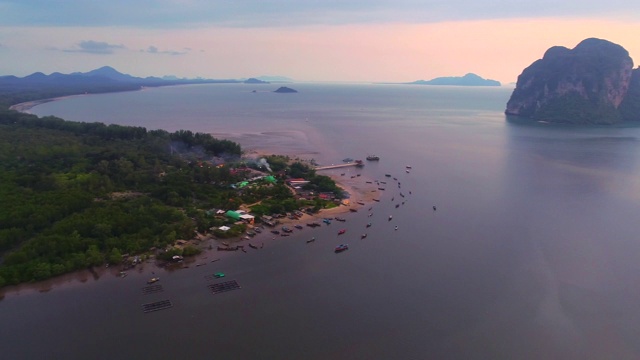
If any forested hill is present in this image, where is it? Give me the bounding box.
[0,111,243,287]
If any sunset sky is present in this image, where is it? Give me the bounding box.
[0,1,638,84]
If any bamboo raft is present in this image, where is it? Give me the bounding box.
[208,280,241,295]
[142,284,164,295]
[142,299,173,313]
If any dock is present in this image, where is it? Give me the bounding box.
[142,299,173,313]
[315,162,363,171]
[208,280,241,294]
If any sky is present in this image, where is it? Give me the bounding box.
[0,1,639,84]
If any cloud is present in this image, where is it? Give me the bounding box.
[142,45,189,55]
[64,40,125,54]
[1,1,638,28]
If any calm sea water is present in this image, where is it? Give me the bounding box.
[4,83,640,359]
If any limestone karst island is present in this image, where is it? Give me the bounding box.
[505,38,640,124]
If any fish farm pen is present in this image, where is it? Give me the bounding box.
[208,280,241,295]
[142,300,173,313]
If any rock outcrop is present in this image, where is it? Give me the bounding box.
[505,38,636,124]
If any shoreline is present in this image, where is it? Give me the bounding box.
[0,141,380,299]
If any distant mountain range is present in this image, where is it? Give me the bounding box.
[0,66,294,109]
[408,73,501,86]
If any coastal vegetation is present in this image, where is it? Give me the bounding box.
[0,110,341,288]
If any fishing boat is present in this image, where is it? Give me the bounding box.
[294,224,303,230]
[373,199,380,202]
[361,234,367,239]
[366,222,372,228]
[366,155,380,161]
[385,174,391,177]
[395,226,398,230]
[335,217,346,222]
[334,244,349,252]
[388,215,393,220]
[147,277,160,284]
[357,201,365,205]
[338,229,346,235]
[307,237,316,243]
[349,208,358,212]
[323,218,332,224]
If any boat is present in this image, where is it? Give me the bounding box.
[361,233,367,239]
[334,244,349,252]
[147,277,160,284]
[388,215,393,220]
[214,272,225,278]
[254,227,262,233]
[323,218,332,224]
[281,226,293,233]
[281,233,290,237]
[395,204,400,208]
[385,174,391,177]
[294,224,304,230]
[338,229,346,235]
[366,222,372,227]
[307,237,316,243]
[373,199,380,202]
[249,243,258,249]
[357,201,365,205]
[349,208,358,212]
[395,226,398,230]
[366,155,380,161]
[343,157,354,162]
[406,165,412,169]
[335,217,346,222]
[271,230,280,235]
[406,170,410,173]
[378,188,385,191]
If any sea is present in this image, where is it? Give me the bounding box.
[3,83,640,359]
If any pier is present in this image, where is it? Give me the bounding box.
[315,162,363,171]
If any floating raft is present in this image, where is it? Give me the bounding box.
[142,299,173,313]
[142,284,164,295]
[204,274,225,281]
[208,280,241,295]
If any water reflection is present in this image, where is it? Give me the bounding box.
[501,117,640,358]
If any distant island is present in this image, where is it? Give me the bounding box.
[408,73,500,86]
[274,86,298,93]
[244,78,269,84]
[505,38,640,124]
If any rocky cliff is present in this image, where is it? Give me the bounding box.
[505,38,636,124]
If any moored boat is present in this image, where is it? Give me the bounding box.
[338,229,346,235]
[147,277,160,284]
[334,244,349,252]
[366,155,380,161]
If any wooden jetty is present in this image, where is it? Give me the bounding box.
[142,284,164,295]
[208,280,241,295]
[315,162,363,171]
[142,299,173,313]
